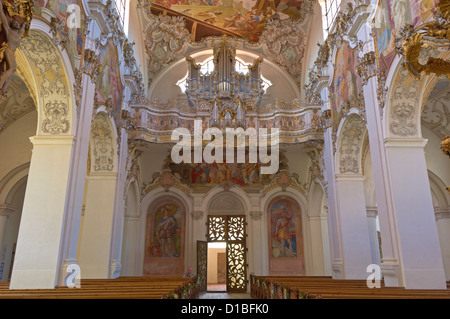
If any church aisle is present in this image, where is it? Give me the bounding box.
[198,292,252,299]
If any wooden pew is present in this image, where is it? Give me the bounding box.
[0,275,199,299]
[250,275,450,299]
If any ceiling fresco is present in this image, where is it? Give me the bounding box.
[149,0,311,42]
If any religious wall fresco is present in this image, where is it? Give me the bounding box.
[95,38,124,128]
[372,0,438,76]
[330,41,363,122]
[34,0,85,68]
[267,197,304,275]
[164,150,288,187]
[144,198,186,275]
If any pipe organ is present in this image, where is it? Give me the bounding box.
[185,36,264,129]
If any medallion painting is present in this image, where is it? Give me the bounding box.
[144,198,185,275]
[150,0,310,42]
[267,197,304,275]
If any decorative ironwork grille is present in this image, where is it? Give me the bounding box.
[207,215,247,292]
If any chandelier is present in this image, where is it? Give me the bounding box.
[185,36,265,129]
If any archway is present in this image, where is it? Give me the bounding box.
[202,192,248,293]
[9,27,79,289]
[78,111,119,279]
[332,112,373,279]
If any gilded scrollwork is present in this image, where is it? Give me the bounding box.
[395,6,450,80]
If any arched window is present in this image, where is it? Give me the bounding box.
[319,0,342,37]
[177,56,272,93]
[115,0,130,35]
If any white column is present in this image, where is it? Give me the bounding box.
[249,210,264,275]
[435,211,450,281]
[335,174,373,279]
[10,136,75,289]
[320,209,332,276]
[109,129,128,279]
[308,215,326,276]
[78,173,117,278]
[323,130,345,278]
[384,138,447,289]
[57,72,96,286]
[121,216,140,276]
[366,207,381,265]
[0,205,14,253]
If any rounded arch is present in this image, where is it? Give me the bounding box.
[428,170,450,211]
[139,188,189,276]
[17,22,76,137]
[148,47,301,102]
[0,163,30,205]
[335,112,368,175]
[202,186,251,217]
[382,56,432,139]
[124,179,140,218]
[262,187,307,276]
[308,178,327,217]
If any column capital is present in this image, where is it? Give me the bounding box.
[250,211,262,221]
[435,210,450,221]
[0,204,15,217]
[29,135,76,145]
[192,211,203,220]
[366,206,378,218]
[335,174,365,181]
[384,138,428,149]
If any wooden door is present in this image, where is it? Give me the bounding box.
[196,240,208,292]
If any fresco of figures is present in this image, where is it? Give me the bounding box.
[267,197,305,275]
[151,0,310,42]
[144,199,185,275]
[269,199,298,257]
[34,0,85,68]
[96,38,124,128]
[330,41,363,120]
[373,0,439,75]
[164,151,288,186]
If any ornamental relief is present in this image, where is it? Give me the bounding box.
[144,14,190,83]
[338,114,366,174]
[19,31,72,136]
[259,18,306,79]
[389,67,419,137]
[90,113,115,172]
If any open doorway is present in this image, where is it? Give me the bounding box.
[207,242,226,292]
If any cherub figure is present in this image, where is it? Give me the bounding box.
[0,4,28,95]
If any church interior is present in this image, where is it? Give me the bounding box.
[0,0,449,299]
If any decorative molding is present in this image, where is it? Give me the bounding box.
[144,14,190,85]
[259,18,306,79]
[250,211,262,221]
[394,7,450,80]
[41,101,70,134]
[192,211,203,220]
[90,112,115,172]
[19,31,71,135]
[338,114,366,174]
[389,68,418,137]
[435,210,450,221]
